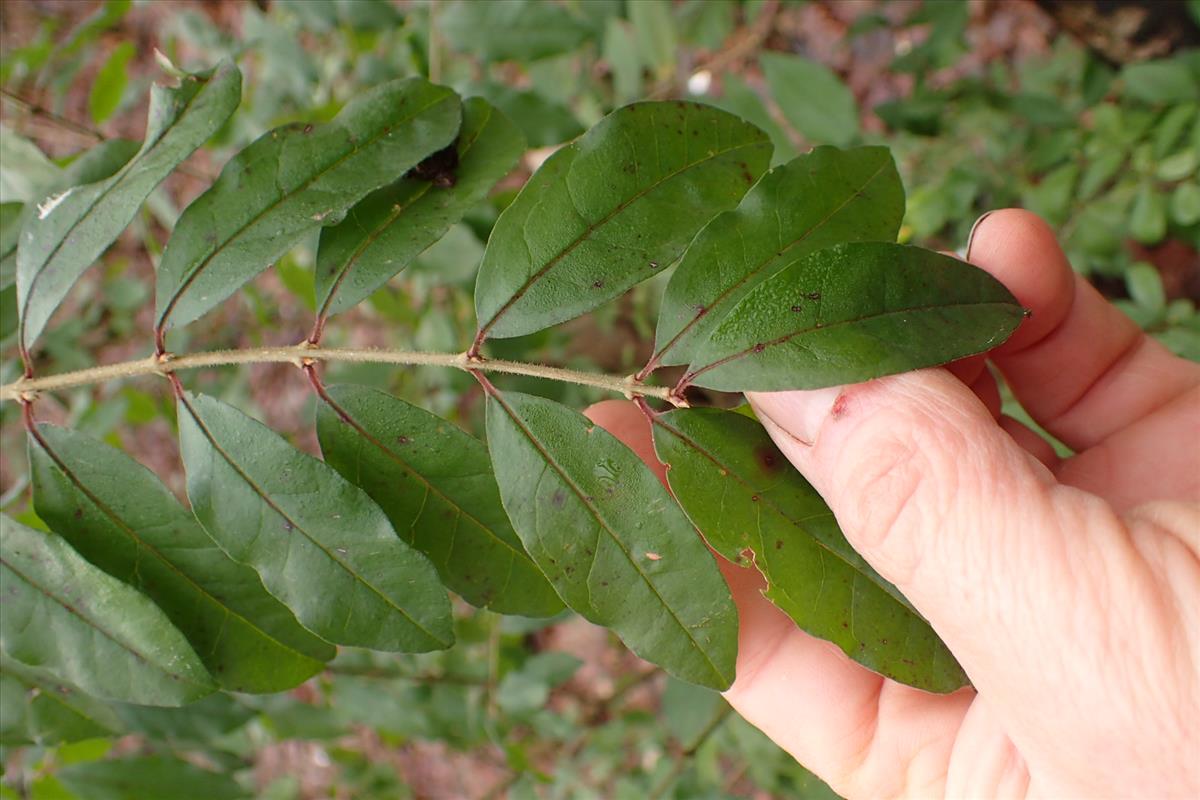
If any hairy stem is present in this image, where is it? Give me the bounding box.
[1,345,679,404]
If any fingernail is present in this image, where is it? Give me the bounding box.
[965,210,995,262]
[747,387,843,446]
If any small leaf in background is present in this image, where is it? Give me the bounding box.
[438,0,591,62]
[603,17,642,106]
[17,60,241,354]
[496,651,581,715]
[58,756,247,800]
[1156,148,1198,182]
[1170,181,1200,225]
[653,146,904,369]
[687,242,1025,392]
[0,130,60,204]
[1023,161,1079,226]
[88,41,135,124]
[1120,57,1200,104]
[485,390,738,689]
[316,384,562,617]
[761,52,859,147]
[473,101,771,342]
[1151,103,1196,159]
[0,656,124,746]
[472,82,584,147]
[0,516,215,706]
[29,424,334,694]
[1125,261,1166,314]
[652,409,968,692]
[628,0,677,81]
[176,392,454,652]
[710,73,798,164]
[154,77,461,335]
[314,97,524,322]
[1130,182,1168,244]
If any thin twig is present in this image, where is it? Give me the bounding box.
[1,345,679,404]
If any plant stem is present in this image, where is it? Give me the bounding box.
[1,345,679,404]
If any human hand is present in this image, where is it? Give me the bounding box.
[586,209,1200,799]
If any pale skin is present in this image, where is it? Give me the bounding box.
[587,210,1200,799]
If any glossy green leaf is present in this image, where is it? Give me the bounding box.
[88,41,135,124]
[439,0,591,61]
[686,242,1025,392]
[484,390,737,689]
[0,656,124,746]
[474,101,771,342]
[761,52,859,146]
[651,409,968,692]
[0,516,216,706]
[154,77,461,334]
[316,384,562,617]
[176,391,454,652]
[17,61,240,354]
[58,756,247,800]
[653,146,904,369]
[314,97,524,321]
[28,424,334,693]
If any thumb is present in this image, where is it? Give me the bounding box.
[747,370,1123,679]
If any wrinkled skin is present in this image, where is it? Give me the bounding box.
[587,210,1200,799]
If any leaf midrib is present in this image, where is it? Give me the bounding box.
[690,299,1020,380]
[656,154,893,364]
[157,89,456,331]
[178,393,450,648]
[318,102,495,318]
[29,426,325,668]
[319,391,530,564]
[491,392,728,686]
[476,134,767,339]
[0,555,211,691]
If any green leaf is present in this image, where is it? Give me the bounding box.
[1130,183,1168,244]
[603,18,643,105]
[316,384,562,617]
[652,146,904,369]
[154,77,461,335]
[176,391,454,652]
[651,409,968,692]
[761,52,858,146]
[1121,58,1200,104]
[0,656,124,746]
[484,390,737,688]
[1156,148,1198,182]
[1170,181,1200,225]
[439,0,591,61]
[0,515,216,706]
[88,42,135,124]
[28,424,334,693]
[473,82,583,147]
[314,97,524,321]
[686,243,1025,392]
[1125,262,1166,314]
[629,0,678,79]
[17,60,241,353]
[710,74,798,164]
[474,101,771,342]
[58,756,247,800]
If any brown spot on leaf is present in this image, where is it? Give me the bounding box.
[303,123,314,134]
[645,552,662,561]
[806,291,822,301]
[551,489,566,508]
[775,539,783,550]
[752,343,765,353]
[592,280,604,288]
[396,435,411,445]
[791,305,803,312]
[408,142,460,188]
[755,445,780,472]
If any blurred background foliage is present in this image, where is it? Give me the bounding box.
[0,0,1197,797]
